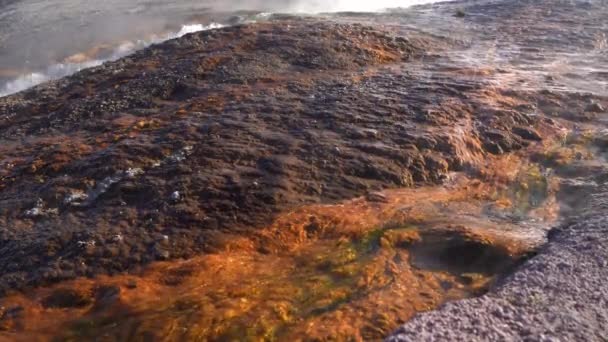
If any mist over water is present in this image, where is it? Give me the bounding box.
[0,0,440,97]
[209,0,438,12]
[0,23,224,97]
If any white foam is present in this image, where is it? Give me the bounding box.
[290,0,437,13]
[172,23,224,38]
[0,23,224,97]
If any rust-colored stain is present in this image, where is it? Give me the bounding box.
[0,156,557,341]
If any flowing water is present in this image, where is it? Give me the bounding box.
[1,0,607,340]
[0,149,567,340]
[0,0,440,96]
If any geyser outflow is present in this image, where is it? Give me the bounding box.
[289,0,440,12]
[208,0,438,12]
[0,23,223,97]
[0,0,441,97]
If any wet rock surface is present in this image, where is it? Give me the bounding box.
[0,174,552,340]
[0,0,608,339]
[0,15,572,292]
[385,0,608,340]
[388,186,608,342]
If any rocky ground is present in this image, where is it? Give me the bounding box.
[385,0,608,340]
[0,12,579,293]
[0,0,607,340]
[388,182,608,341]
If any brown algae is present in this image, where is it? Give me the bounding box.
[0,164,557,341]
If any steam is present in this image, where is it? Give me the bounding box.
[207,0,437,13]
[0,23,223,97]
[289,0,439,12]
[0,0,441,97]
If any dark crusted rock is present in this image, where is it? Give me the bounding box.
[481,129,525,155]
[42,288,92,308]
[92,285,121,310]
[512,126,542,141]
[585,102,605,113]
[365,191,389,203]
[0,19,553,292]
[0,306,23,320]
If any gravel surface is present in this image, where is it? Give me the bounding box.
[388,184,608,341]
